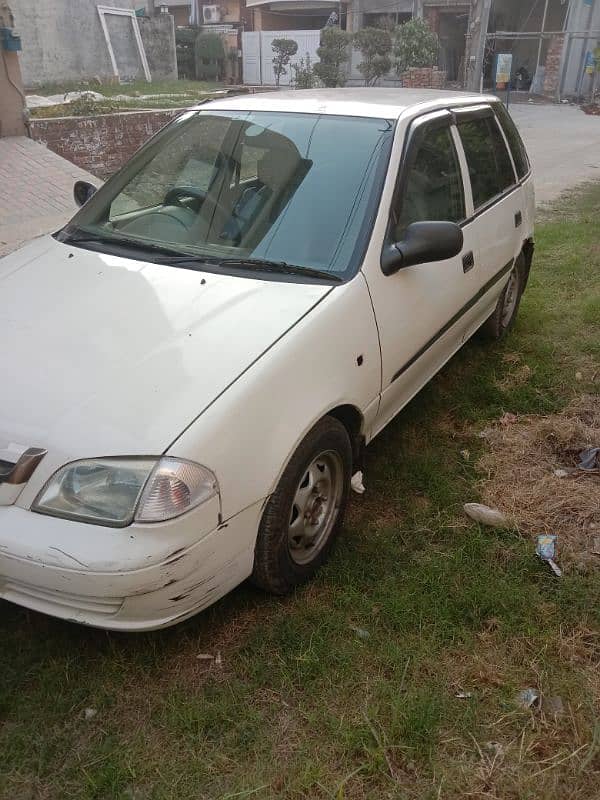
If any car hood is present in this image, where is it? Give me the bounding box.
[0,237,331,464]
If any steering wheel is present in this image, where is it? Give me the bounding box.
[164,185,208,209]
[163,185,232,225]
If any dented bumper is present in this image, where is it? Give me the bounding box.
[0,501,263,631]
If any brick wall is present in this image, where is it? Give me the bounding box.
[401,66,447,89]
[29,108,185,178]
[542,33,565,97]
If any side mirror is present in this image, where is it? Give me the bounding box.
[74,180,97,207]
[381,221,464,276]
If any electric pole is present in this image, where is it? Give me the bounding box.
[468,0,492,92]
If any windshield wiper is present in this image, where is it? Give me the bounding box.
[60,230,342,282]
[217,258,343,283]
[58,228,193,259]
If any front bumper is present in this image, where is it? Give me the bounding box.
[0,501,263,631]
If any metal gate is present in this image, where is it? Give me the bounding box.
[242,30,321,86]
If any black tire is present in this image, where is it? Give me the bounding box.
[480,254,527,340]
[251,416,352,594]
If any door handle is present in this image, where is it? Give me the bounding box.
[462,251,475,273]
[515,211,522,228]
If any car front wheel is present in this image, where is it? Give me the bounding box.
[251,416,352,594]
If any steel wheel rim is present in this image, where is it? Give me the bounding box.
[501,270,519,327]
[287,450,344,566]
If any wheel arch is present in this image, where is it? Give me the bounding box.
[326,404,365,468]
[521,236,535,290]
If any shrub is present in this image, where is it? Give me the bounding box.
[292,53,319,89]
[393,17,438,75]
[314,26,351,87]
[175,26,197,80]
[353,27,392,86]
[194,33,225,81]
[272,38,298,87]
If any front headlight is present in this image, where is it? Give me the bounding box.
[32,457,218,527]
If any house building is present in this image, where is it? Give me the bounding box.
[12,0,177,87]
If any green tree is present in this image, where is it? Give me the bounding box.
[353,27,392,87]
[393,17,439,75]
[194,32,225,81]
[593,45,600,103]
[272,38,298,86]
[314,26,351,87]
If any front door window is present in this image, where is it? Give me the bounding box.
[393,122,465,241]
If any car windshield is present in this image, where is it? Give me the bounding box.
[62,109,394,280]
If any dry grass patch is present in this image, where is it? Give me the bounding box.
[477,395,600,567]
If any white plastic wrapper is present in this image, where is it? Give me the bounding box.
[351,471,365,494]
[463,503,509,528]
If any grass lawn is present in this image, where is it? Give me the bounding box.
[1,185,600,800]
[27,80,227,118]
[27,79,223,98]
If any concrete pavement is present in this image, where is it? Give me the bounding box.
[0,136,97,257]
[510,103,600,205]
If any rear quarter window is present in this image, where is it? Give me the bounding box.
[493,102,530,179]
[457,115,516,210]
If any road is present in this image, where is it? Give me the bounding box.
[510,103,600,205]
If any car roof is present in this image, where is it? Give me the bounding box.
[196,87,498,120]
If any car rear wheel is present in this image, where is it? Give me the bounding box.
[480,255,526,340]
[251,416,352,594]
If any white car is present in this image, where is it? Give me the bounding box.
[0,89,534,631]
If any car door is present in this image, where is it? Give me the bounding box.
[364,110,480,436]
[452,106,522,317]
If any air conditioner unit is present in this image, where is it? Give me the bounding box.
[202,5,223,23]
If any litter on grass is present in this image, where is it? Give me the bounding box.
[578,447,600,471]
[536,534,563,577]
[463,503,509,528]
[349,625,370,640]
[516,688,540,709]
[351,471,366,494]
[476,396,600,567]
[536,534,557,560]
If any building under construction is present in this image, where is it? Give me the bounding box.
[345,0,599,98]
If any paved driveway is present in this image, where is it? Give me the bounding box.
[0,137,97,257]
[509,103,600,205]
[0,103,599,256]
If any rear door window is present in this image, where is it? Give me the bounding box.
[493,102,530,179]
[457,114,516,210]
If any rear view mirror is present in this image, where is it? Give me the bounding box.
[74,180,97,207]
[381,221,464,276]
